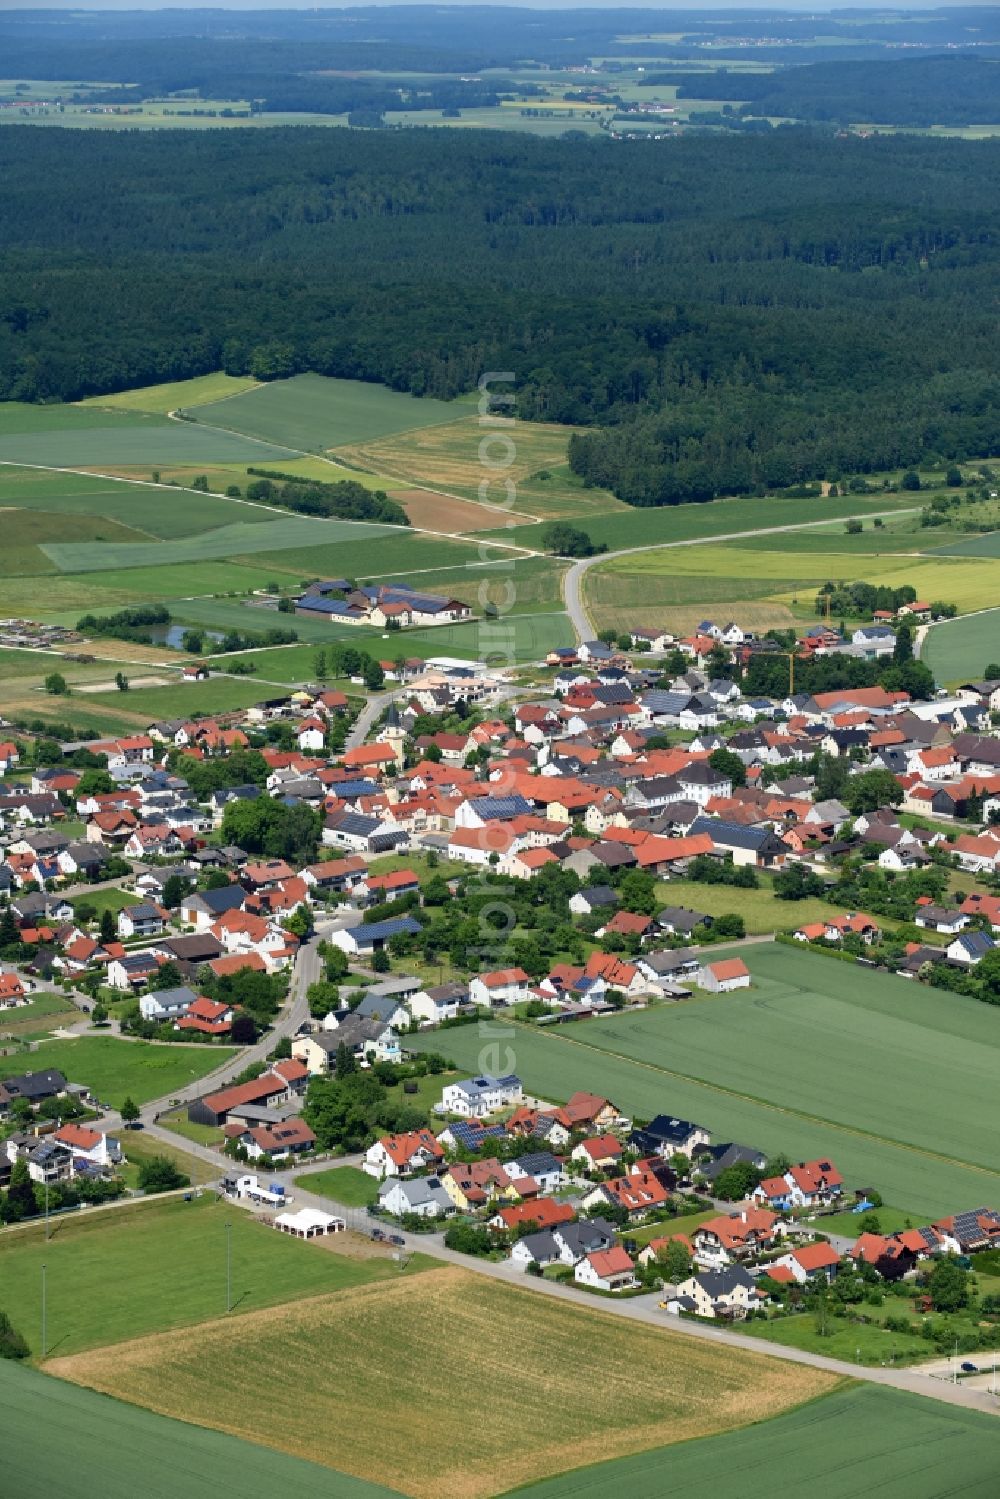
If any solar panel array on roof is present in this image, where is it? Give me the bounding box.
[467,795,534,821]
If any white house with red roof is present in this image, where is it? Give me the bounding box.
[574,1246,637,1292]
[697,957,750,992]
[53,1122,120,1169]
[468,967,532,1008]
[0,973,28,1009]
[752,1158,843,1211]
[772,1241,841,1284]
[363,1127,445,1179]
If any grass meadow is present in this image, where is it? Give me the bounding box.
[188,374,464,452]
[295,1164,380,1207]
[507,1385,1000,1499]
[0,1194,424,1358]
[48,1266,835,1499]
[0,1036,233,1109]
[415,945,1000,1217]
[0,1361,397,1499]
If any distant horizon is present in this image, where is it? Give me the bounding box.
[2,0,996,11]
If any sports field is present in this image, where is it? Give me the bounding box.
[0,1036,233,1110]
[414,945,1000,1217]
[48,1266,835,1499]
[0,1194,427,1358]
[507,1384,1000,1499]
[187,374,464,452]
[922,609,1000,686]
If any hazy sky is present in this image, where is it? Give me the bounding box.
[1,0,987,10]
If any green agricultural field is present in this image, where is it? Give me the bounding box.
[0,463,276,538]
[0,1362,399,1499]
[80,372,260,415]
[928,530,1000,558]
[477,490,921,553]
[0,1036,234,1109]
[239,530,497,582]
[507,1385,1000,1499]
[414,945,1000,1216]
[42,514,396,573]
[188,374,464,452]
[296,1165,380,1208]
[0,1194,425,1358]
[922,609,1000,686]
[0,421,295,468]
[0,508,151,577]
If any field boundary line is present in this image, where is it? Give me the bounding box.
[513,1020,1000,1185]
[162,413,544,553]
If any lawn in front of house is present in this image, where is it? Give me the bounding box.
[295,1164,379,1208]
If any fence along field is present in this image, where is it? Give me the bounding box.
[413,945,1000,1217]
[185,373,466,452]
[46,1266,835,1499]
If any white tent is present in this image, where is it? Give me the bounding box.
[274,1208,344,1239]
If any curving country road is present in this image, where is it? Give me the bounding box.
[561,506,921,643]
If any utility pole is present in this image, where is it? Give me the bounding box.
[44,1179,50,1242]
[225,1221,232,1313]
[41,1263,46,1359]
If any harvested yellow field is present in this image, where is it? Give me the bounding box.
[48,1266,838,1499]
[336,415,576,507]
[389,486,536,533]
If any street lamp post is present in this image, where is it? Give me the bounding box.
[41,1263,46,1359]
[226,1221,232,1313]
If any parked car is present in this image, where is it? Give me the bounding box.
[961,1361,979,1374]
[389,1233,405,1246]
[370,1228,386,1242]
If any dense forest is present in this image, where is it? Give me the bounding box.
[4,126,1000,506]
[664,55,1000,127]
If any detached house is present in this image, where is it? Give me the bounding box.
[363,1128,445,1180]
[440,1073,523,1118]
[574,1246,637,1292]
[753,1158,843,1211]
